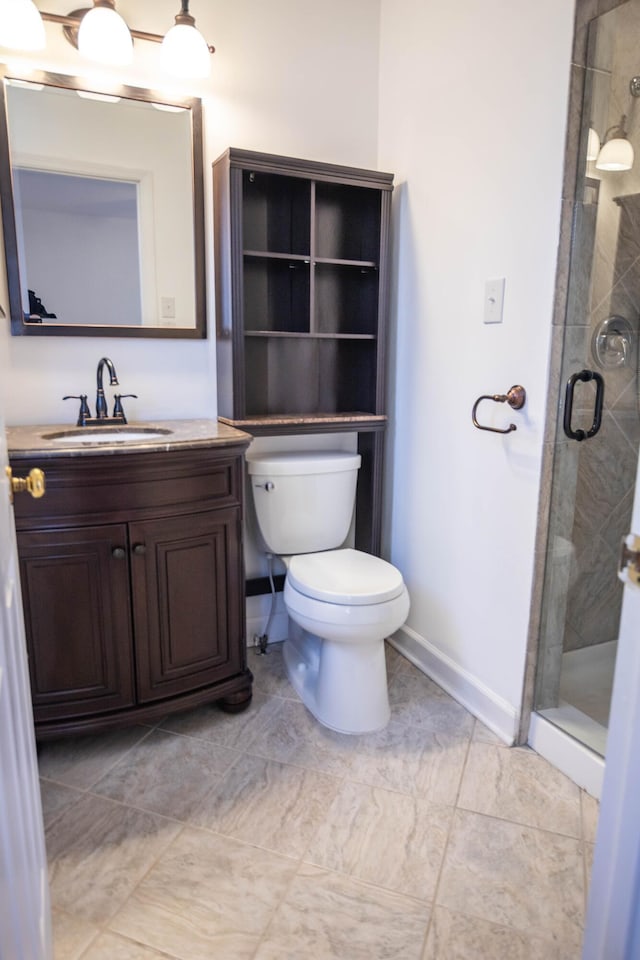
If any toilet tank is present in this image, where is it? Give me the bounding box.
[246,451,361,555]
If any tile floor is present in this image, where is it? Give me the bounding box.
[40,643,598,960]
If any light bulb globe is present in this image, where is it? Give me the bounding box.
[161,23,210,79]
[0,0,45,51]
[77,5,133,66]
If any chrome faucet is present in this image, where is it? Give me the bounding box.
[96,357,119,418]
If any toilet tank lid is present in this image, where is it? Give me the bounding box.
[246,451,361,476]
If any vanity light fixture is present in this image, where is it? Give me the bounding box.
[595,115,634,172]
[0,0,214,79]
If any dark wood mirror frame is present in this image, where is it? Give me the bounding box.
[0,67,206,339]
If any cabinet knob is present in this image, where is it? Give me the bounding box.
[112,546,126,559]
[133,543,146,556]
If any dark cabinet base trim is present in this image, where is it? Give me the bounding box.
[246,574,285,597]
[34,668,254,741]
[219,685,253,713]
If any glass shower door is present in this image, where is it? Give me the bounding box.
[534,0,640,757]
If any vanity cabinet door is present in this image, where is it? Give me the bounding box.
[17,524,135,722]
[130,507,244,703]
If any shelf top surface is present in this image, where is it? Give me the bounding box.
[219,413,387,436]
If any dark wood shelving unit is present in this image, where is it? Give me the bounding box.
[213,148,393,555]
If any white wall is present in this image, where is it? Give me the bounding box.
[378,0,575,740]
[1,0,380,426]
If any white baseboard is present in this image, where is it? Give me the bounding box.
[389,625,519,745]
[528,711,604,799]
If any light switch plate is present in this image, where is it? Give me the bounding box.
[484,277,505,324]
[160,296,176,319]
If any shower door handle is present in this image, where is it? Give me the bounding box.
[563,369,604,441]
[619,534,640,587]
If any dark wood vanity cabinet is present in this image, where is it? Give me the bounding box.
[130,507,243,704]
[213,148,394,555]
[18,522,136,721]
[11,442,252,739]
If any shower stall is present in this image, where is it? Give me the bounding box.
[532,0,640,783]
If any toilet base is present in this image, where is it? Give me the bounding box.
[283,619,390,735]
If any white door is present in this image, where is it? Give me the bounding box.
[0,322,52,959]
[582,463,640,959]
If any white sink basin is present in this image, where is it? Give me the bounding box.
[45,427,173,444]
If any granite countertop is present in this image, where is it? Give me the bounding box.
[7,418,252,460]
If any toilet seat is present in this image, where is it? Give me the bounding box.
[287,548,405,606]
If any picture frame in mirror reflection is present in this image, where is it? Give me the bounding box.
[0,67,206,338]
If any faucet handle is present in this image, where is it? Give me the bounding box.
[112,394,137,422]
[63,394,91,426]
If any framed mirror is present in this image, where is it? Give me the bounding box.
[0,67,206,338]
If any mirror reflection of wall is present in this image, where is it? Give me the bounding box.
[1,74,205,337]
[15,168,143,325]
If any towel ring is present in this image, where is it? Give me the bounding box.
[472,385,526,434]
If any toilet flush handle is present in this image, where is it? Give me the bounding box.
[254,481,275,492]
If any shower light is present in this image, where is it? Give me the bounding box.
[586,127,601,163]
[596,117,634,172]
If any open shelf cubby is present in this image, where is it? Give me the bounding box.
[243,256,310,333]
[315,182,382,262]
[242,171,310,256]
[244,336,377,417]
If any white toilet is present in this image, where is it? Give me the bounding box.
[246,450,410,734]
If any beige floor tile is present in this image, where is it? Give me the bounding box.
[158,692,284,750]
[457,741,582,837]
[581,790,600,844]
[40,779,84,829]
[423,906,578,959]
[247,698,362,778]
[350,725,470,805]
[253,862,429,959]
[472,720,505,744]
[585,842,596,898]
[37,727,152,790]
[191,752,341,858]
[90,729,239,820]
[81,931,180,959]
[39,655,590,960]
[249,643,300,699]
[392,649,418,675]
[388,670,475,735]
[46,793,182,925]
[109,827,298,960]
[51,908,99,960]
[437,810,584,951]
[305,780,451,900]
[384,640,406,677]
